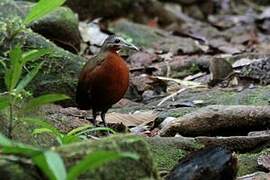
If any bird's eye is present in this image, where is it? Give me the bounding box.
[114,39,120,43]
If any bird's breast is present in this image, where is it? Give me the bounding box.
[91,52,129,109]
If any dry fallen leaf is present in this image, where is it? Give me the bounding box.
[97,111,158,127]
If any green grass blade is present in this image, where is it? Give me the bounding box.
[15,61,44,92]
[0,134,41,156]
[4,46,23,91]
[22,117,60,136]
[24,0,66,25]
[75,127,116,136]
[22,49,51,65]
[32,151,67,180]
[67,151,139,180]
[32,128,55,135]
[24,94,70,111]
[67,125,92,135]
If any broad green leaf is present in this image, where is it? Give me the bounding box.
[24,0,66,25]
[32,151,67,180]
[75,127,116,136]
[15,61,44,92]
[22,49,51,65]
[0,95,10,110]
[67,151,139,180]
[22,117,60,136]
[4,46,23,91]
[24,94,70,111]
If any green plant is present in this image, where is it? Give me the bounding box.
[24,117,116,145]
[0,0,70,139]
[0,133,139,180]
[0,45,69,138]
[0,0,140,179]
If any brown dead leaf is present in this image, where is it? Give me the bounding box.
[97,111,158,127]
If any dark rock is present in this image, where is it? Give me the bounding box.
[166,146,238,180]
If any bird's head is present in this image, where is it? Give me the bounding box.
[101,35,139,52]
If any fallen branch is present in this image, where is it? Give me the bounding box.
[160,105,270,137]
[147,135,270,153]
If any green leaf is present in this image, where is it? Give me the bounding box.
[32,127,64,145]
[4,46,23,91]
[67,151,139,180]
[0,95,10,110]
[22,49,51,65]
[67,125,92,135]
[24,94,70,111]
[75,127,116,136]
[32,151,67,180]
[32,128,55,135]
[1,145,41,156]
[0,134,41,156]
[0,133,67,180]
[24,0,66,25]
[61,135,81,145]
[15,61,44,92]
[22,117,61,136]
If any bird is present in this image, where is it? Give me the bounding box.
[76,35,138,127]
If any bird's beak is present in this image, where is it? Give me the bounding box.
[121,41,139,51]
[126,43,139,51]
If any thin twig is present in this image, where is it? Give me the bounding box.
[154,76,206,87]
[157,88,187,106]
[155,76,207,106]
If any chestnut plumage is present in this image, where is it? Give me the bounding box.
[76,35,138,126]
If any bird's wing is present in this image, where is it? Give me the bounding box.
[76,53,106,110]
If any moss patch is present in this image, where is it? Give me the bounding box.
[146,137,203,171]
[238,148,270,176]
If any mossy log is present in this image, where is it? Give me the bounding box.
[146,135,270,171]
[0,135,160,180]
[160,105,270,137]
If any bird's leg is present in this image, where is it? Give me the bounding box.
[100,110,108,127]
[90,109,97,126]
[101,109,112,136]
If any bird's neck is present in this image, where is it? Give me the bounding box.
[95,49,118,65]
